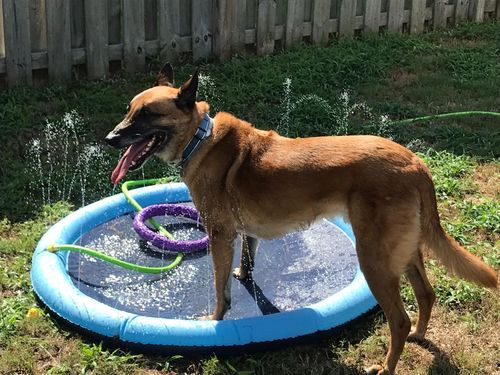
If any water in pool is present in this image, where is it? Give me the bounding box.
[68,205,358,320]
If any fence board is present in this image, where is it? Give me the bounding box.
[144,0,157,40]
[455,0,471,21]
[257,0,277,54]
[471,0,486,20]
[434,0,447,28]
[497,0,500,19]
[339,0,356,35]
[233,0,247,53]
[158,0,181,63]
[108,0,121,45]
[388,0,404,31]
[0,0,4,58]
[30,0,47,52]
[85,0,108,79]
[3,0,32,86]
[192,0,214,61]
[71,0,85,48]
[365,0,381,32]
[410,0,425,32]
[46,0,72,82]
[214,0,233,59]
[286,0,305,47]
[122,0,145,72]
[312,0,331,44]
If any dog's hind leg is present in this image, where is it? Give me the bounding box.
[233,234,258,280]
[349,194,419,374]
[405,249,436,341]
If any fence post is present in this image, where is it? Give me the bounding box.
[496,0,500,19]
[364,0,381,33]
[3,0,32,87]
[257,0,277,55]
[410,0,426,33]
[339,0,356,36]
[286,0,305,47]
[158,0,181,64]
[30,0,47,53]
[192,0,214,61]
[312,0,331,44]
[122,0,145,72]
[46,0,72,83]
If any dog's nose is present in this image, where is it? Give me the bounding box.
[105,131,121,147]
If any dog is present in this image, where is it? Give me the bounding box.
[105,63,498,374]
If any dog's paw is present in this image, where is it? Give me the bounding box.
[364,364,389,374]
[407,328,425,342]
[233,267,250,280]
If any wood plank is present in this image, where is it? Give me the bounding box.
[471,0,486,21]
[214,0,233,60]
[434,0,447,29]
[192,0,214,61]
[108,0,121,45]
[257,0,277,54]
[144,0,157,40]
[30,0,47,52]
[3,0,32,86]
[410,0,425,33]
[387,0,404,31]
[158,0,181,63]
[365,0,382,32]
[122,0,145,72]
[0,0,4,57]
[497,0,500,19]
[312,0,331,44]
[455,0,471,22]
[84,0,108,79]
[285,0,305,47]
[46,0,72,83]
[232,0,247,53]
[338,0,356,35]
[71,0,85,48]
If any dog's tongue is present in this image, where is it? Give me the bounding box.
[111,138,150,185]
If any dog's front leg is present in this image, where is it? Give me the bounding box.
[233,235,258,280]
[203,230,236,320]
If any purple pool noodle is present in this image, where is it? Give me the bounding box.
[133,204,209,253]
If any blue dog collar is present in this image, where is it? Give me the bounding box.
[180,113,213,167]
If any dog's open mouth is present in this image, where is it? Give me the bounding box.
[111,132,166,185]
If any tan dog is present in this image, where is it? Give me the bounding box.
[105,64,498,374]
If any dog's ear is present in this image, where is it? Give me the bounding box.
[155,62,174,87]
[176,69,199,109]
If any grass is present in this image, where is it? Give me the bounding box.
[0,21,499,374]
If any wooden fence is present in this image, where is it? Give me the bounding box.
[1,0,499,87]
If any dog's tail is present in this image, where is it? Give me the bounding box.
[418,167,498,288]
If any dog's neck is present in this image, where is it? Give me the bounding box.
[180,113,214,169]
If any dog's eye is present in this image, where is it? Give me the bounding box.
[141,107,151,116]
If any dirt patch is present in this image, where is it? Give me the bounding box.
[388,69,419,89]
[473,163,500,199]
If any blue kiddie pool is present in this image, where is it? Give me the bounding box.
[31,182,377,354]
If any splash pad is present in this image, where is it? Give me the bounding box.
[31,182,377,354]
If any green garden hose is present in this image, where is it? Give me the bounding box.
[48,177,184,273]
[388,110,500,126]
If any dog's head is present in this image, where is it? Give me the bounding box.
[105,63,208,185]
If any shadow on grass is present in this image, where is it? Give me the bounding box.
[408,336,460,374]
